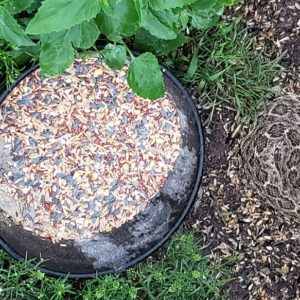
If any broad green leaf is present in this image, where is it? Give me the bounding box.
[151,0,197,10]
[134,0,148,24]
[127,52,165,100]
[26,0,102,34]
[191,0,217,9]
[190,6,224,30]
[190,13,216,30]
[102,0,110,8]
[96,0,140,41]
[101,44,126,69]
[189,0,224,30]
[208,5,225,16]
[0,7,34,47]
[180,10,189,28]
[9,44,40,65]
[143,10,177,40]
[40,31,74,76]
[4,0,35,14]
[69,20,100,49]
[154,9,180,30]
[135,29,186,56]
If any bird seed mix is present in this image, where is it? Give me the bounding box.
[0,56,182,242]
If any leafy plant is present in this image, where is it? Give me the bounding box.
[81,276,138,300]
[126,234,234,299]
[0,0,237,99]
[0,234,233,299]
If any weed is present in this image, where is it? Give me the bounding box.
[0,43,21,89]
[165,17,282,124]
[128,234,233,300]
[0,234,233,300]
[81,276,137,300]
[0,251,74,300]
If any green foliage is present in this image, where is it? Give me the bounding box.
[127,234,234,299]
[0,234,233,299]
[0,44,22,88]
[81,276,137,300]
[40,31,74,76]
[0,0,236,99]
[26,0,102,35]
[0,251,75,300]
[143,10,177,40]
[69,21,100,50]
[165,18,281,124]
[3,0,35,14]
[135,30,187,56]
[0,7,34,47]
[100,43,127,69]
[151,0,198,10]
[96,0,141,41]
[128,52,165,100]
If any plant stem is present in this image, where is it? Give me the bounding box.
[121,41,135,60]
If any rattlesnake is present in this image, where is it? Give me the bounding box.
[242,94,300,220]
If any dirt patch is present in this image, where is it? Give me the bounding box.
[184,105,300,299]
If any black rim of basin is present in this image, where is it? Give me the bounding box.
[0,63,205,279]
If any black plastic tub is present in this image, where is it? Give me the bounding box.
[0,63,205,279]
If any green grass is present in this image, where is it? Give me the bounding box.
[0,234,233,300]
[0,43,21,89]
[164,17,282,124]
